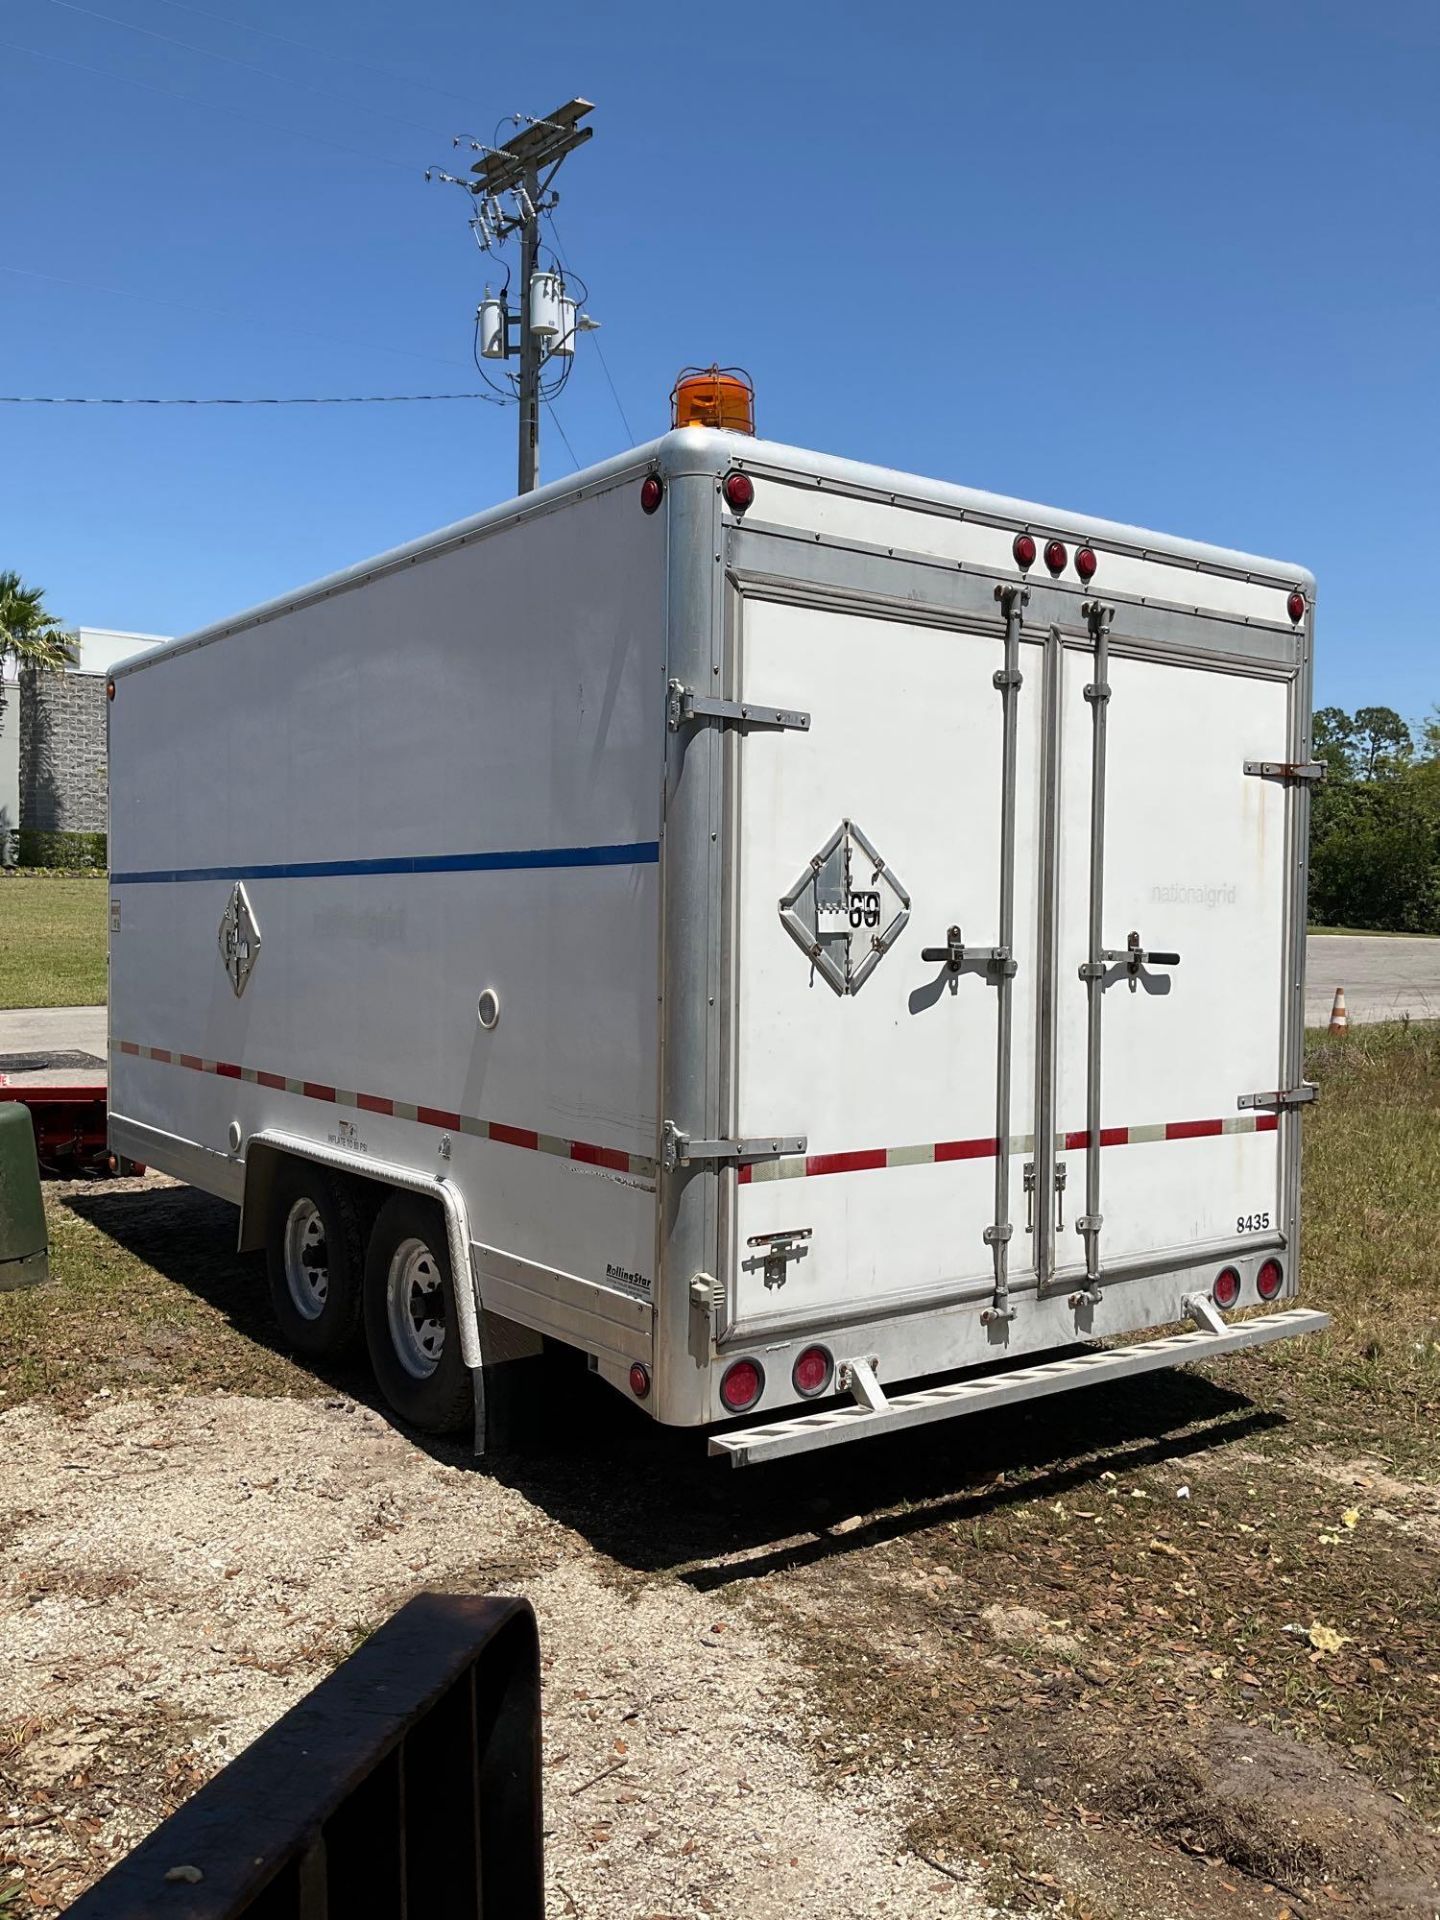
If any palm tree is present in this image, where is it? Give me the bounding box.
[0,571,74,717]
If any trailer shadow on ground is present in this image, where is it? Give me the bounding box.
[490,1371,1285,1585]
[62,1180,1286,1583]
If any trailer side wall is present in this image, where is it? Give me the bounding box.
[109,478,667,1358]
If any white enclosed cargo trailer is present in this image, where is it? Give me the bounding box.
[108,428,1328,1464]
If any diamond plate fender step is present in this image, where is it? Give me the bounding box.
[707,1306,1330,1467]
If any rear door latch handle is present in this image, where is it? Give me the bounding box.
[921,925,1017,977]
[1080,930,1180,989]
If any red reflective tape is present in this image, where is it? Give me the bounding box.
[1064,1128,1088,1151]
[118,1040,140,1056]
[572,1140,632,1174]
[1256,1113,1279,1133]
[935,1136,999,1162]
[416,1104,460,1130]
[303,1081,337,1104]
[215,1060,241,1079]
[805,1147,888,1177]
[256,1070,286,1090]
[179,1054,204,1071]
[150,1047,172,1064]
[1166,1118,1223,1141]
[1067,1126,1130,1150]
[356,1092,393,1115]
[737,1164,752,1185]
[490,1122,539,1152]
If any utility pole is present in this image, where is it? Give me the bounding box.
[465,100,594,494]
[515,162,542,495]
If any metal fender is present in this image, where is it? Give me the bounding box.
[239,1129,484,1373]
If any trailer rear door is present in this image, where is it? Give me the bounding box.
[1046,647,1292,1282]
[726,594,1043,1334]
[726,590,1296,1335]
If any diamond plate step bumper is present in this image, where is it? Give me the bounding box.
[708,1306,1330,1467]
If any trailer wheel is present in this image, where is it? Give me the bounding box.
[363,1193,472,1434]
[265,1160,364,1360]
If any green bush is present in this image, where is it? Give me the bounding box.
[14,829,107,870]
[1308,707,1440,934]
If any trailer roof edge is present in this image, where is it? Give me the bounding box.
[115,430,1313,678]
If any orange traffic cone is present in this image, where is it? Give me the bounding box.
[1329,986,1350,1034]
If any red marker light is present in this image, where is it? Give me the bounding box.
[722,470,755,513]
[1044,539,1068,576]
[1213,1267,1241,1309]
[1286,588,1306,623]
[792,1345,833,1399]
[720,1357,764,1412]
[1075,546,1098,582]
[106,679,117,702]
[1012,533,1037,570]
[1256,1258,1284,1301]
[640,475,664,514]
[628,1361,651,1398]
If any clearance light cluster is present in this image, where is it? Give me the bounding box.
[719,1343,835,1415]
[1212,1258,1285,1311]
[1013,533,1099,581]
[645,470,755,515]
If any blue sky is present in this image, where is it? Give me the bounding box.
[2,0,1436,720]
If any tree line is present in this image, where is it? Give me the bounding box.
[1309,706,1440,932]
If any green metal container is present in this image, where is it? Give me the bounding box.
[0,1101,48,1292]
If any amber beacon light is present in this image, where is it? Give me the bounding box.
[671,365,756,435]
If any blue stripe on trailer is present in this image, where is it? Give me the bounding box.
[109,841,662,884]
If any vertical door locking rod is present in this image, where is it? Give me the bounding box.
[1075,599,1115,1305]
[982,584,1028,1324]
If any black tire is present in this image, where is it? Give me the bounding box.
[363,1193,473,1434]
[264,1159,364,1360]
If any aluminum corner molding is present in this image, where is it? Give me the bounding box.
[656,468,725,1427]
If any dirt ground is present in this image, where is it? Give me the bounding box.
[3,1086,1440,1919]
[1,1389,988,1920]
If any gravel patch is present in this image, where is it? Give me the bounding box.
[0,1392,994,1918]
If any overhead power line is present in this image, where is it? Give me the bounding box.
[545,209,636,446]
[0,264,473,375]
[543,398,580,471]
[0,392,498,405]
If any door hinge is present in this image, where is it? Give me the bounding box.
[667,680,810,733]
[1243,759,1327,784]
[662,1122,807,1172]
[1237,1083,1319,1111]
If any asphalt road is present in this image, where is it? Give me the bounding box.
[1305,933,1440,1027]
[0,1005,107,1087]
[0,933,1436,1076]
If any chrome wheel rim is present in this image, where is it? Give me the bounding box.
[386,1237,446,1379]
[282,1197,328,1321]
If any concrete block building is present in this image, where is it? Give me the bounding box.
[1,628,165,860]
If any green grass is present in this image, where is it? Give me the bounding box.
[0,1182,318,1411]
[1215,1020,1440,1462]
[0,873,108,1007]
